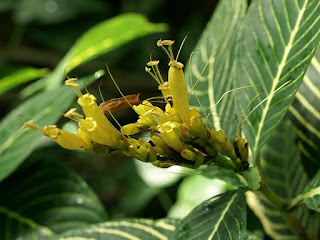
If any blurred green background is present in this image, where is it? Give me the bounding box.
[0,0,225,220]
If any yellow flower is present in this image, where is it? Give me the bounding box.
[65,79,124,149]
[22,121,87,150]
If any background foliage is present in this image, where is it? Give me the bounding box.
[0,0,320,239]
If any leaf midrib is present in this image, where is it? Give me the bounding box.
[253,0,308,157]
[207,192,237,239]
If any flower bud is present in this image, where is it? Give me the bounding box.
[121,123,141,135]
[190,108,207,138]
[123,138,157,162]
[234,136,249,168]
[133,100,153,116]
[208,130,237,160]
[158,82,171,98]
[181,148,196,161]
[165,103,182,123]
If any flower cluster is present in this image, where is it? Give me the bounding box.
[23,40,249,172]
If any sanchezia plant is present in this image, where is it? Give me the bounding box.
[22,39,249,173]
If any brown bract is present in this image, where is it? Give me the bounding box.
[99,94,140,115]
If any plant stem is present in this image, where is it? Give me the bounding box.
[256,155,311,240]
[157,188,172,213]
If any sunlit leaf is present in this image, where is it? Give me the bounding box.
[172,190,246,240]
[0,73,99,182]
[185,0,247,139]
[0,67,49,95]
[234,0,320,160]
[45,13,167,90]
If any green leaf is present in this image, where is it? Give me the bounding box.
[168,175,228,219]
[246,121,320,239]
[0,159,107,239]
[302,169,320,212]
[241,166,262,191]
[172,190,246,240]
[53,218,179,240]
[185,0,247,138]
[288,44,320,177]
[189,165,246,188]
[0,67,49,95]
[0,73,99,182]
[45,13,167,90]
[234,0,320,160]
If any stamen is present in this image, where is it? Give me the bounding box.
[21,120,42,131]
[65,78,83,98]
[147,60,160,66]
[98,84,123,131]
[145,66,161,85]
[157,39,175,62]
[105,62,137,114]
[64,108,83,122]
[176,34,188,61]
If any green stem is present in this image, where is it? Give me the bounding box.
[256,155,311,240]
[157,188,172,213]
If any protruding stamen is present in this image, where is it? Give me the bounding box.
[157,39,175,62]
[147,60,160,66]
[157,40,175,46]
[64,108,84,122]
[145,66,161,85]
[176,34,188,61]
[65,78,83,97]
[22,120,42,130]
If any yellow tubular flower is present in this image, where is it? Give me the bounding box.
[133,100,153,116]
[158,122,183,151]
[165,103,182,123]
[77,93,122,148]
[22,121,87,150]
[158,82,171,98]
[168,61,191,129]
[77,128,93,151]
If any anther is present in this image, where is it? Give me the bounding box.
[157,40,175,46]
[147,60,160,66]
[64,108,84,121]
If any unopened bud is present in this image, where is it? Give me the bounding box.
[190,108,207,138]
[181,148,196,161]
[208,130,236,160]
[121,123,141,135]
[179,125,191,142]
[234,136,249,167]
